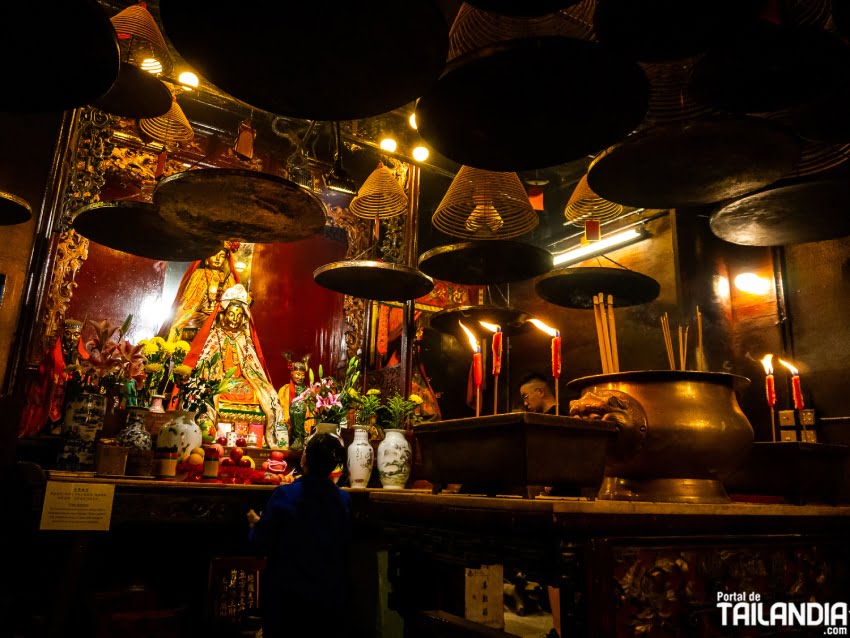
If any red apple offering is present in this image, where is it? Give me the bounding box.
[238,457,253,468]
[230,446,245,462]
[235,436,247,447]
[216,436,228,446]
[209,443,225,458]
[220,457,234,467]
[270,450,285,461]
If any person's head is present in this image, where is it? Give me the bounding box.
[519,372,556,413]
[302,432,344,478]
[205,249,227,270]
[291,361,307,385]
[222,303,246,331]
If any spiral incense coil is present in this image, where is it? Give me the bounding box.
[448,0,595,61]
[349,164,409,219]
[139,99,194,147]
[110,2,173,76]
[639,57,719,126]
[786,0,833,29]
[432,166,537,239]
[564,173,630,227]
[761,110,850,177]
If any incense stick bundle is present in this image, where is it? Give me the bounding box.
[593,295,609,373]
[661,313,675,370]
[694,305,708,371]
[607,294,620,373]
[593,293,620,373]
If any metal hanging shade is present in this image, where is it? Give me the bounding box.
[72,200,221,261]
[414,2,650,171]
[431,166,538,239]
[534,267,661,309]
[429,304,533,340]
[92,62,172,118]
[159,0,448,121]
[139,98,194,148]
[313,261,435,302]
[154,168,327,244]
[586,58,802,209]
[4,0,120,113]
[0,191,33,225]
[110,2,173,77]
[689,20,850,115]
[592,0,761,63]
[709,178,850,247]
[349,163,408,220]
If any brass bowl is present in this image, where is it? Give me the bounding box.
[568,370,754,503]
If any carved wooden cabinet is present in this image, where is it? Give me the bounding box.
[371,493,850,637]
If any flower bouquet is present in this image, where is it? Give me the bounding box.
[293,356,362,431]
[70,315,146,407]
[380,392,425,431]
[138,337,192,407]
[175,351,237,442]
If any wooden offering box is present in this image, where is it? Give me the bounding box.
[414,412,617,496]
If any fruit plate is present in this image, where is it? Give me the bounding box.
[414,412,617,495]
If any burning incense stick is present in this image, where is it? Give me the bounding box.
[607,294,620,373]
[695,305,708,372]
[661,313,675,370]
[598,291,614,373]
[593,295,609,373]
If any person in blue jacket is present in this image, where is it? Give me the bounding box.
[247,432,352,637]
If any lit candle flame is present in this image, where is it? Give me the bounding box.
[458,320,480,352]
[479,321,500,333]
[529,318,558,337]
[761,354,774,375]
[778,359,799,376]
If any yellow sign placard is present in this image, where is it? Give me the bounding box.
[39,481,115,531]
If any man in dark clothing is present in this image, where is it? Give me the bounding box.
[248,433,352,637]
[519,372,558,414]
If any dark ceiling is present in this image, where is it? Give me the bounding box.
[94,0,850,256]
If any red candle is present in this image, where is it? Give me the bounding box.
[765,374,776,408]
[791,375,804,410]
[492,329,503,376]
[473,350,483,387]
[551,332,561,379]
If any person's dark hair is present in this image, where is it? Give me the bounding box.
[520,371,552,388]
[305,433,344,477]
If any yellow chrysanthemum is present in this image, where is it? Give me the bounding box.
[348,388,360,398]
[408,393,424,405]
[144,363,163,373]
[173,364,193,376]
[174,340,191,353]
[152,336,167,347]
[137,339,149,347]
[367,388,381,396]
[161,341,177,356]
[142,343,159,357]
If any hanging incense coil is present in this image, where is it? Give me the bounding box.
[349,164,408,220]
[415,2,648,171]
[110,2,173,76]
[448,0,595,60]
[139,99,194,147]
[760,110,850,176]
[462,1,582,17]
[639,58,719,126]
[432,166,537,239]
[564,173,632,227]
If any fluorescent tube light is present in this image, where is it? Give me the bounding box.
[552,227,647,266]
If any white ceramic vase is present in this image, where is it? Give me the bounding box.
[377,429,412,490]
[347,426,374,489]
[156,410,202,461]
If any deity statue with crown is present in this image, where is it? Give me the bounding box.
[183,284,288,448]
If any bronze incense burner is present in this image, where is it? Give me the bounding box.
[568,370,754,504]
